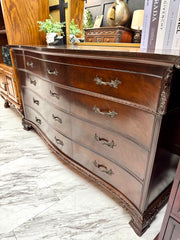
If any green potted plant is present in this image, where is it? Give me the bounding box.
[69,19,82,44]
[37,15,66,45]
[82,9,94,38]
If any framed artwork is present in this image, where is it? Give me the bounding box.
[93,15,103,28]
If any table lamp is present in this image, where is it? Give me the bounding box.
[131,10,144,43]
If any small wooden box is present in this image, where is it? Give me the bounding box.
[84,26,134,43]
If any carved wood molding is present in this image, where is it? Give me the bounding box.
[158,67,174,115]
[175,57,180,69]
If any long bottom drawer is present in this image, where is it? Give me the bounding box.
[73,142,142,208]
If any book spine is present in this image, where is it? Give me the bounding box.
[163,0,179,50]
[155,0,170,52]
[147,0,162,52]
[140,0,153,52]
[171,3,180,50]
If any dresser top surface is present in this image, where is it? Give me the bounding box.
[10,45,180,67]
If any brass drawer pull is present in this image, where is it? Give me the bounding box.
[52,114,62,124]
[30,78,37,86]
[94,133,116,148]
[54,136,64,146]
[94,75,122,88]
[93,105,118,118]
[47,69,58,76]
[35,117,41,125]
[93,160,113,175]
[26,61,34,68]
[49,90,60,99]
[33,97,39,105]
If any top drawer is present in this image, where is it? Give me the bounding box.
[23,54,161,112]
[67,65,161,112]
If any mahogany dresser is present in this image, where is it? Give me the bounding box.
[12,45,180,236]
[157,160,180,240]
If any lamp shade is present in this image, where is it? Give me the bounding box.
[131,10,144,30]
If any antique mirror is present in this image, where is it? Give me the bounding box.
[68,0,145,47]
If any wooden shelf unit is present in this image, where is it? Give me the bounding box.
[0,0,49,114]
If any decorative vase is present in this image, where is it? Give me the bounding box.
[106,0,130,27]
[46,33,58,45]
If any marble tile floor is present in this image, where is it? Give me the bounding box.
[0,97,166,240]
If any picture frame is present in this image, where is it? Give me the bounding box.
[93,15,104,28]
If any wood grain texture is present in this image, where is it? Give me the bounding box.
[70,0,84,35]
[0,0,49,113]
[0,34,7,62]
[1,0,49,45]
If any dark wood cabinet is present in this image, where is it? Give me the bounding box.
[12,45,180,236]
[0,62,20,108]
[157,160,180,240]
[84,26,134,43]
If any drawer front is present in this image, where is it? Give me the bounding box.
[25,106,49,134]
[45,105,71,137]
[24,55,66,84]
[163,218,180,240]
[46,126,73,158]
[20,75,70,112]
[23,55,161,111]
[67,65,161,111]
[85,37,96,43]
[72,117,148,181]
[22,88,46,116]
[172,183,180,222]
[21,87,71,137]
[21,73,49,95]
[70,91,155,148]
[103,37,116,43]
[25,55,44,75]
[25,106,72,157]
[73,142,142,208]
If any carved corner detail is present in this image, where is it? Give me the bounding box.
[22,118,32,131]
[175,57,180,69]
[158,67,174,115]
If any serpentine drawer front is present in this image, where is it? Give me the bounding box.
[71,116,148,181]
[21,76,70,112]
[22,52,161,111]
[13,46,180,237]
[73,142,143,208]
[70,91,154,148]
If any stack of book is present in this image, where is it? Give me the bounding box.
[140,0,180,54]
